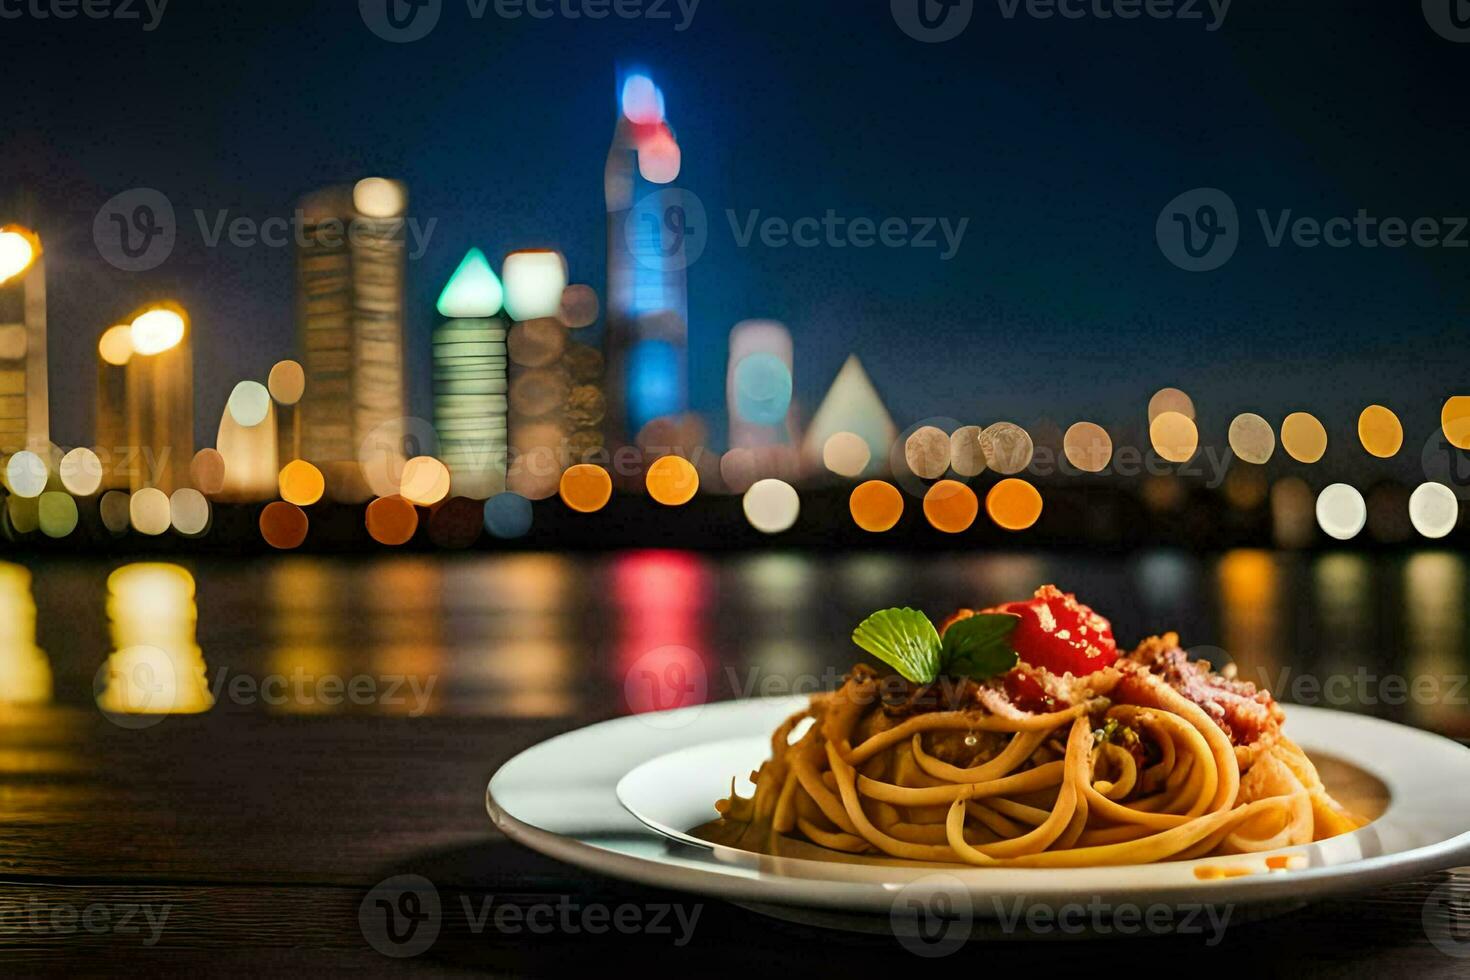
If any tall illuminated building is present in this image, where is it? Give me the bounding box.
[727,320,796,449]
[433,247,509,499]
[0,226,47,455]
[296,178,410,501]
[604,73,689,447]
[126,303,194,494]
[504,250,571,500]
[95,324,133,491]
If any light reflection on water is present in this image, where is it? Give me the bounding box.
[1,550,1466,737]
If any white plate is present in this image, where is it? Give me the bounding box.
[487,696,1470,919]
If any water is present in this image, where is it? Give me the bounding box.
[3,549,1467,737]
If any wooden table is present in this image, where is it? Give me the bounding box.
[2,705,1467,977]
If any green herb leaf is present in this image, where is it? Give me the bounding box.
[940,613,1020,681]
[851,608,942,684]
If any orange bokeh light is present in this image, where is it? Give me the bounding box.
[849,480,904,532]
[645,455,699,507]
[366,495,419,546]
[986,478,1044,531]
[259,501,309,550]
[559,464,613,514]
[923,480,979,534]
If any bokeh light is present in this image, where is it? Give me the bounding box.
[97,324,133,366]
[129,487,171,536]
[352,177,406,218]
[428,497,483,549]
[129,307,186,355]
[949,425,987,478]
[637,127,682,184]
[267,360,306,406]
[986,478,1044,531]
[503,250,569,322]
[1148,387,1195,422]
[260,501,309,550]
[400,456,451,507]
[1281,412,1328,463]
[100,491,130,535]
[850,480,904,532]
[1316,483,1367,541]
[822,432,871,478]
[4,450,47,498]
[1357,404,1403,458]
[1062,422,1112,473]
[923,479,979,534]
[559,463,613,514]
[733,353,793,426]
[1409,482,1459,540]
[646,455,699,506]
[621,73,665,124]
[0,228,37,284]
[743,479,800,534]
[7,495,38,534]
[59,447,103,496]
[170,488,211,536]
[484,492,534,539]
[190,449,227,496]
[227,381,272,427]
[1271,477,1316,549]
[37,491,77,539]
[558,284,600,328]
[904,426,951,480]
[436,247,504,319]
[279,459,325,506]
[1228,413,1275,464]
[366,496,419,546]
[1441,396,1470,451]
[1149,411,1198,463]
[982,422,1034,475]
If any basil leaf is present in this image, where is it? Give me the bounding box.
[851,608,942,684]
[941,612,1020,681]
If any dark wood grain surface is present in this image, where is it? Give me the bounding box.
[2,704,1468,977]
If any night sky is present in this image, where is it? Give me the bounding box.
[4,1,1468,477]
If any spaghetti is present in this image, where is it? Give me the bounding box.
[705,587,1364,867]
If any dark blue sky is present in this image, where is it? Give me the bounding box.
[4,1,1468,477]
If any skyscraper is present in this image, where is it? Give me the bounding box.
[295,178,410,502]
[603,73,689,449]
[0,226,47,456]
[433,248,509,499]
